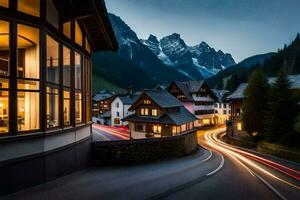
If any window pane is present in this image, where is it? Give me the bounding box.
[75,52,82,89]
[0,91,9,133]
[17,24,39,79]
[0,78,9,89]
[0,0,8,8]
[85,37,90,53]
[0,20,9,76]
[46,0,59,29]
[17,79,39,90]
[46,35,59,84]
[63,90,71,126]
[75,21,82,46]
[46,85,59,128]
[63,46,71,86]
[75,91,82,124]
[18,92,39,131]
[63,22,71,39]
[18,0,40,17]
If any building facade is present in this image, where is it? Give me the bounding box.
[92,90,115,116]
[124,90,197,139]
[212,89,231,125]
[168,80,218,127]
[111,95,137,126]
[0,0,117,195]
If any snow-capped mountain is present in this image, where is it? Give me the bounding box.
[141,34,236,78]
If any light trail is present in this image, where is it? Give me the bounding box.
[93,124,130,140]
[203,129,300,194]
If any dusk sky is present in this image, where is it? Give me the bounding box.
[106,0,300,62]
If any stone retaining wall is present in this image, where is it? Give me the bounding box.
[92,130,199,165]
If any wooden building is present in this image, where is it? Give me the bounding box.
[0,0,118,195]
[168,80,218,127]
[92,90,115,116]
[124,90,197,139]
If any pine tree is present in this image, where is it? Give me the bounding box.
[242,69,268,138]
[264,70,298,143]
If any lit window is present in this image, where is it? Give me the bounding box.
[181,124,187,132]
[46,85,59,128]
[172,126,176,135]
[63,46,71,86]
[153,125,161,133]
[0,20,9,76]
[75,52,82,89]
[143,100,151,104]
[0,0,8,8]
[46,35,59,84]
[17,92,39,131]
[85,37,91,53]
[75,91,82,124]
[152,109,158,116]
[17,79,39,90]
[75,21,82,46]
[176,126,180,133]
[203,119,210,125]
[17,24,40,79]
[46,0,59,29]
[18,0,40,17]
[141,108,149,116]
[237,122,242,131]
[0,90,9,133]
[63,90,71,126]
[63,22,71,39]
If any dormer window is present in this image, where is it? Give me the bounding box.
[143,99,151,104]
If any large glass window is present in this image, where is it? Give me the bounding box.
[18,0,40,17]
[17,24,40,132]
[46,85,59,128]
[17,92,39,131]
[17,24,40,79]
[0,20,9,76]
[63,22,71,39]
[63,89,71,126]
[0,0,8,8]
[75,21,82,46]
[75,91,82,124]
[63,46,71,87]
[0,90,9,133]
[75,52,82,89]
[46,35,59,84]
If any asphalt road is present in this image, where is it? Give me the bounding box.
[92,124,130,141]
[3,128,300,200]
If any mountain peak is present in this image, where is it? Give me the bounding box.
[199,41,210,48]
[147,34,159,44]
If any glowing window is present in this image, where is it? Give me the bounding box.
[75,52,82,89]
[63,22,71,39]
[75,91,82,124]
[143,100,151,104]
[18,0,40,17]
[85,37,91,53]
[63,89,71,126]
[0,91,9,133]
[46,85,59,128]
[172,126,176,135]
[153,125,161,133]
[63,46,71,86]
[141,108,149,116]
[75,21,82,46]
[151,109,158,116]
[181,124,187,132]
[237,122,242,131]
[46,35,59,84]
[0,0,8,8]
[0,20,9,76]
[17,24,40,79]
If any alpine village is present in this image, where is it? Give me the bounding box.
[0,0,299,199]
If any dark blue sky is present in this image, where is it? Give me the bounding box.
[106,0,300,62]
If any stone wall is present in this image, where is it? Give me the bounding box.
[92,130,199,165]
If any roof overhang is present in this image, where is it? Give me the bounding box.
[53,0,118,52]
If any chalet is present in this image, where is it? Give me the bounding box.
[111,95,138,126]
[168,80,218,127]
[92,90,115,116]
[124,90,197,139]
[227,74,300,136]
[212,89,231,125]
[0,0,118,195]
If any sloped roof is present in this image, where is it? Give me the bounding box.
[92,93,113,102]
[118,95,139,105]
[124,106,197,126]
[212,89,230,102]
[227,74,300,100]
[145,90,182,108]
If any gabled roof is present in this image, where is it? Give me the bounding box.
[117,95,139,105]
[170,80,217,101]
[92,93,113,102]
[124,106,197,126]
[53,0,118,51]
[130,89,183,110]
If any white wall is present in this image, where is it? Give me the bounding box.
[111,98,135,126]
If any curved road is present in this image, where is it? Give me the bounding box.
[3,128,300,200]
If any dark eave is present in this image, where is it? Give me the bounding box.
[53,0,118,52]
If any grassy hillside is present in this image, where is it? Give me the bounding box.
[92,75,126,94]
